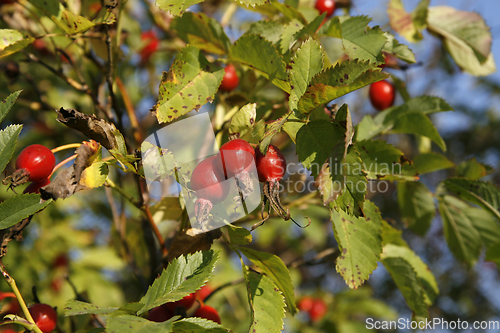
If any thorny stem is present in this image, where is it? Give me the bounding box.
[0,260,44,333]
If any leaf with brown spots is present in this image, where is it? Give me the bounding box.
[331,201,382,289]
[151,46,224,123]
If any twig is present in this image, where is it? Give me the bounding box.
[0,216,33,258]
[116,77,143,144]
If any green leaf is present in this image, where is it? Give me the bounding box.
[331,201,382,289]
[238,247,297,315]
[0,30,24,49]
[151,46,224,124]
[64,300,118,316]
[225,224,252,245]
[443,178,500,222]
[296,120,345,179]
[391,112,446,151]
[246,20,285,45]
[438,195,482,266]
[258,116,287,153]
[413,152,454,174]
[341,16,387,63]
[244,268,285,332]
[427,6,496,76]
[279,19,304,54]
[397,182,435,236]
[27,0,61,17]
[229,103,256,140]
[55,11,95,34]
[288,14,326,52]
[289,38,324,112]
[0,38,35,59]
[317,16,342,38]
[79,161,109,189]
[356,96,453,141]
[456,158,493,180]
[171,12,231,55]
[156,0,202,16]
[269,1,307,24]
[0,195,52,230]
[381,257,429,320]
[137,250,220,315]
[381,220,407,247]
[230,34,289,92]
[485,243,500,268]
[106,315,175,333]
[236,0,267,7]
[388,0,424,42]
[172,317,229,332]
[0,125,22,175]
[465,203,500,248]
[297,60,388,114]
[0,90,22,123]
[356,140,418,181]
[382,243,438,305]
[382,32,416,64]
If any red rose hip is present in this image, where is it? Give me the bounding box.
[369,80,396,111]
[16,144,55,182]
[165,293,196,311]
[216,139,255,178]
[29,303,57,333]
[219,64,239,92]
[315,0,336,17]
[255,145,286,183]
[194,305,221,324]
[191,156,229,204]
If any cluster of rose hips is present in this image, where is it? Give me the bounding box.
[148,285,221,324]
[190,139,293,229]
[297,296,328,322]
[2,144,55,194]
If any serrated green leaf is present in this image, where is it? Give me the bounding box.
[27,0,61,17]
[356,96,453,141]
[456,158,493,180]
[270,1,307,24]
[317,16,342,37]
[412,0,429,31]
[172,12,231,55]
[151,46,224,124]
[341,16,387,63]
[225,224,252,245]
[331,201,382,289]
[381,255,429,320]
[438,195,483,266]
[0,125,22,174]
[229,103,256,139]
[80,161,109,189]
[230,34,289,92]
[245,269,285,332]
[106,315,175,333]
[413,152,454,174]
[288,14,326,51]
[296,120,345,179]
[289,38,324,112]
[0,195,52,230]
[382,33,416,64]
[137,250,219,315]
[0,30,24,49]
[150,197,184,222]
[388,0,424,43]
[356,140,418,181]
[0,37,35,59]
[427,6,496,76]
[246,20,285,45]
[258,117,287,154]
[298,60,388,114]
[279,19,304,54]
[156,0,202,16]
[381,220,407,247]
[397,182,435,236]
[238,247,297,315]
[392,112,446,151]
[55,11,95,34]
[64,300,118,316]
[172,317,229,332]
[0,90,22,123]
[443,178,500,222]
[382,243,438,305]
[236,0,267,7]
[465,203,500,248]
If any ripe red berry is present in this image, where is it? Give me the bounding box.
[148,305,174,322]
[165,293,196,311]
[24,178,50,194]
[51,254,69,268]
[309,299,327,321]
[140,31,159,63]
[369,80,396,111]
[297,296,314,312]
[219,64,239,92]
[194,305,221,324]
[315,0,336,17]
[216,139,255,178]
[29,303,57,333]
[16,145,56,182]
[196,285,213,301]
[255,145,286,183]
[191,156,229,204]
